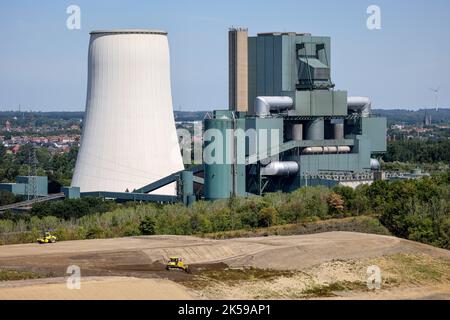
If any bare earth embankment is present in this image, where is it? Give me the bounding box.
[0,231,448,299]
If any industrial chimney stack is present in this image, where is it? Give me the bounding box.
[229,27,248,112]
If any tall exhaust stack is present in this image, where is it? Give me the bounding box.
[229,27,248,112]
[72,30,184,194]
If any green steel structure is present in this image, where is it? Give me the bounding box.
[202,31,387,200]
[203,111,247,200]
[0,176,48,198]
[247,32,347,116]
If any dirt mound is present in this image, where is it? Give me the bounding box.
[0,232,448,299]
[1,232,448,274]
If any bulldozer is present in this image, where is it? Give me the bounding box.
[37,231,57,244]
[166,256,190,273]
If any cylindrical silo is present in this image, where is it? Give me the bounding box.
[306,118,324,140]
[292,124,303,141]
[180,171,194,206]
[334,122,344,140]
[203,118,233,200]
[71,30,184,195]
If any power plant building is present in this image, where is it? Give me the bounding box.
[204,31,387,200]
[67,28,387,205]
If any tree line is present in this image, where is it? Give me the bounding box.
[1,172,448,250]
[383,140,450,164]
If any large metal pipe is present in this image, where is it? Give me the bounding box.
[333,122,344,140]
[302,146,351,154]
[370,158,381,170]
[261,161,299,176]
[348,96,371,117]
[305,118,324,140]
[292,124,303,141]
[302,147,323,154]
[254,96,294,117]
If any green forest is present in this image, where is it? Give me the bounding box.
[383,140,450,163]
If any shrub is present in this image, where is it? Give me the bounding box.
[0,190,18,206]
[30,197,117,219]
[209,207,232,232]
[139,216,156,235]
[86,225,105,239]
[327,192,345,217]
[257,206,278,227]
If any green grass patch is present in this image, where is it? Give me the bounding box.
[201,216,391,240]
[181,267,297,290]
[302,281,367,297]
[379,253,450,284]
[200,267,295,282]
[0,269,41,281]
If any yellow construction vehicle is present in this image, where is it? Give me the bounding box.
[37,231,57,244]
[166,256,190,273]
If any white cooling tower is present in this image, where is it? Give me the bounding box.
[71,30,184,195]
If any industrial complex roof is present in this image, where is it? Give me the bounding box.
[257,32,311,36]
[90,29,167,35]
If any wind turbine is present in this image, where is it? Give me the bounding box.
[429,86,440,111]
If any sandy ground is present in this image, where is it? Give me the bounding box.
[0,276,194,300]
[0,232,449,299]
[328,285,450,300]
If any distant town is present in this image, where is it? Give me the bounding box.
[1,109,449,156]
[0,110,210,156]
[0,112,81,156]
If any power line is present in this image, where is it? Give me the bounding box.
[27,145,38,200]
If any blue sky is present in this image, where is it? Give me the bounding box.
[0,0,449,111]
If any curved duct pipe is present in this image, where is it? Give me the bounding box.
[348,96,371,117]
[260,161,299,176]
[305,118,324,140]
[255,96,294,117]
[370,158,381,171]
[302,146,351,154]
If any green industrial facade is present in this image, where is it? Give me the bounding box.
[248,33,346,115]
[0,176,48,197]
[203,31,387,200]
